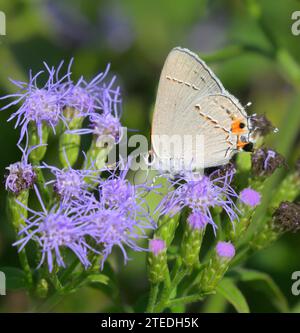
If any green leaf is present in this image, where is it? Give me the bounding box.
[202,293,228,313]
[216,278,250,313]
[0,267,28,291]
[87,274,109,285]
[229,268,289,312]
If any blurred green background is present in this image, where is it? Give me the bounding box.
[0,0,300,312]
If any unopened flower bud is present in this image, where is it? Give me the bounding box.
[216,241,235,259]
[149,239,166,256]
[148,238,168,284]
[250,114,277,137]
[181,212,207,268]
[239,188,261,208]
[251,148,285,177]
[5,161,36,195]
[273,201,300,233]
[198,241,235,292]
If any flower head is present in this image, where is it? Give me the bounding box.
[5,161,36,195]
[187,212,208,230]
[250,114,277,137]
[98,162,153,219]
[149,239,166,256]
[43,153,99,205]
[13,186,90,272]
[78,206,154,267]
[61,62,120,116]
[0,62,71,144]
[158,169,238,231]
[240,188,261,207]
[71,162,155,267]
[273,201,300,233]
[5,146,36,195]
[67,97,122,144]
[252,148,285,177]
[216,241,235,259]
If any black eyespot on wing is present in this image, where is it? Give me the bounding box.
[239,122,246,129]
[243,142,254,152]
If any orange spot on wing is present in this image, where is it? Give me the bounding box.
[231,119,246,134]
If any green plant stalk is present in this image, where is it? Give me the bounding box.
[154,264,190,312]
[28,122,49,163]
[269,172,300,212]
[7,191,33,288]
[146,284,159,313]
[59,108,84,167]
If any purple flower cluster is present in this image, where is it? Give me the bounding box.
[1,60,153,272]
[158,169,239,232]
[13,162,154,272]
[0,60,122,146]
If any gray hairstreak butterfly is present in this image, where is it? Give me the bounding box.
[150,47,254,173]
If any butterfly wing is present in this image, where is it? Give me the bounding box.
[153,94,246,170]
[151,47,249,170]
[152,47,224,138]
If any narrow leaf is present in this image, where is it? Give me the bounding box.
[216,278,250,313]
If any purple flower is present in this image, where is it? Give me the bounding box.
[273,201,300,233]
[187,212,208,230]
[5,146,37,195]
[0,62,71,145]
[61,62,120,117]
[13,186,91,272]
[240,188,261,207]
[73,164,156,267]
[216,241,235,259]
[158,169,238,231]
[98,162,154,220]
[78,207,154,267]
[67,94,122,144]
[149,239,166,256]
[251,148,285,177]
[42,154,99,205]
[1,59,122,146]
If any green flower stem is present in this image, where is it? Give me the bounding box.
[250,218,278,251]
[7,191,33,288]
[85,139,110,170]
[154,264,190,313]
[60,259,80,284]
[167,293,207,308]
[59,108,83,167]
[269,172,300,211]
[28,122,49,162]
[228,203,254,245]
[230,246,252,267]
[33,166,51,206]
[49,272,63,293]
[155,214,180,247]
[146,284,159,313]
